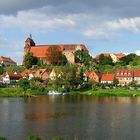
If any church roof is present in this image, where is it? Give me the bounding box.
[30,44,88,58]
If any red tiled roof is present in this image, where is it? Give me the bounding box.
[133,70,140,77]
[101,74,115,81]
[20,69,32,77]
[0,56,16,64]
[85,71,102,79]
[116,70,133,77]
[30,44,88,58]
[95,53,110,59]
[0,75,3,79]
[85,72,93,77]
[114,53,125,59]
[30,46,63,58]
[6,72,22,80]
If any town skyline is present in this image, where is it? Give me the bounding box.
[1,0,140,64]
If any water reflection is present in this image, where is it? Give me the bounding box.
[0,96,140,139]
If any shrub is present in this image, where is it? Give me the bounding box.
[27,135,43,140]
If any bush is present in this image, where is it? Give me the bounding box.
[0,136,7,140]
[51,136,67,140]
[27,135,43,140]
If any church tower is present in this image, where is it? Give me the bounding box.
[23,35,36,65]
[24,34,36,56]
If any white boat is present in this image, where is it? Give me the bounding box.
[48,91,62,95]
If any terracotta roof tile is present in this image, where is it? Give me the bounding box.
[134,70,140,77]
[114,53,126,58]
[20,69,32,77]
[30,44,88,58]
[116,70,133,77]
[101,74,115,81]
[6,72,22,80]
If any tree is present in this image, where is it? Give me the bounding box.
[98,54,113,65]
[0,66,5,75]
[18,78,30,92]
[119,53,137,66]
[24,52,38,69]
[74,50,95,70]
[46,46,62,65]
[59,54,68,66]
[29,77,42,90]
[113,78,119,86]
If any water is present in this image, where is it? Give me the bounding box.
[0,95,140,140]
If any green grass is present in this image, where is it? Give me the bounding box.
[0,87,140,97]
[0,87,48,97]
[71,88,140,97]
[0,88,23,97]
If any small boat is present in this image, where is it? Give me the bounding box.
[48,91,62,95]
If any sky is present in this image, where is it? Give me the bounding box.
[1,0,140,64]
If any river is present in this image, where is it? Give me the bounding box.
[0,95,140,140]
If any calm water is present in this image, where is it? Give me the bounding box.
[0,95,140,140]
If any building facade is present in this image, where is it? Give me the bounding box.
[23,37,88,64]
[115,70,133,86]
[0,56,17,67]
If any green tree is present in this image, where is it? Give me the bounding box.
[29,77,42,90]
[113,78,119,86]
[59,54,68,66]
[74,50,96,71]
[98,54,113,65]
[18,78,30,92]
[119,53,137,66]
[0,66,5,75]
[24,52,38,69]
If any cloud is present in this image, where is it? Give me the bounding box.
[107,17,140,33]
[0,9,76,32]
[135,50,140,56]
[1,0,140,64]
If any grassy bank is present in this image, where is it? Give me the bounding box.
[71,88,140,97]
[0,87,48,97]
[0,87,140,97]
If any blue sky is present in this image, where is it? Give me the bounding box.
[1,0,140,64]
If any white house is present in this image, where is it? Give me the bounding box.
[133,70,140,84]
[0,56,17,67]
[3,72,22,84]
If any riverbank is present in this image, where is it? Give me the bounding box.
[0,88,48,97]
[0,87,140,97]
[72,88,140,97]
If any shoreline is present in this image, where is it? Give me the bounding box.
[0,87,140,97]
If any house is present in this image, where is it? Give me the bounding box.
[133,70,140,84]
[95,53,125,63]
[20,69,35,80]
[0,56,17,66]
[3,72,22,84]
[34,69,50,81]
[115,70,133,86]
[49,68,62,80]
[101,74,115,84]
[95,53,110,61]
[23,37,88,64]
[110,53,126,63]
[0,75,3,83]
[84,71,102,83]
